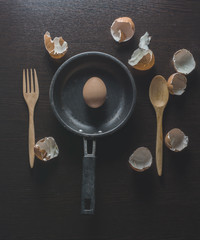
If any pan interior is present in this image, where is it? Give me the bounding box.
[50,52,136,137]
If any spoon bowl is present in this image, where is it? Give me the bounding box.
[149,75,169,108]
[149,75,169,176]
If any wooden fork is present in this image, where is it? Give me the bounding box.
[23,69,39,168]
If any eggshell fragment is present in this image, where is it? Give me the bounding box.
[44,31,68,59]
[83,77,107,108]
[110,17,135,43]
[173,49,196,75]
[128,147,152,172]
[34,137,59,161]
[167,73,187,95]
[165,128,188,152]
[128,32,155,70]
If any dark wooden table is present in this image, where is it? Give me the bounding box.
[1,0,200,239]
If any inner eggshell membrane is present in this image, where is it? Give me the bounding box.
[129,147,152,172]
[34,137,59,161]
[128,32,155,70]
[44,31,68,59]
[165,128,188,152]
[131,51,155,71]
[167,73,187,95]
[173,49,196,75]
[111,17,135,42]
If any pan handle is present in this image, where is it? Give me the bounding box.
[81,138,96,214]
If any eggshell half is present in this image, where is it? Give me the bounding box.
[173,49,196,75]
[111,17,135,43]
[44,31,68,59]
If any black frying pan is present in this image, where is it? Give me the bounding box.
[49,52,136,214]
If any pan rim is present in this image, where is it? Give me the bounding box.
[49,51,136,138]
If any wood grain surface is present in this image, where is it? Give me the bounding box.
[0,0,200,239]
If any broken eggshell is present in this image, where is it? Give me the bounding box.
[165,128,188,152]
[128,147,152,172]
[167,73,187,95]
[173,49,196,75]
[128,32,155,70]
[44,31,68,59]
[110,17,135,43]
[34,137,59,161]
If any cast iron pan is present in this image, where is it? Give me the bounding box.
[49,52,136,214]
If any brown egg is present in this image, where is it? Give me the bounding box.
[83,77,107,108]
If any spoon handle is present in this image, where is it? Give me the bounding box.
[156,108,164,176]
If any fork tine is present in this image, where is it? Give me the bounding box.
[30,69,34,92]
[34,69,39,93]
[26,69,30,93]
[23,69,26,93]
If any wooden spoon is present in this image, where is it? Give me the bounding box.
[149,75,169,176]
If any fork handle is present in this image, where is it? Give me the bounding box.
[28,108,35,168]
